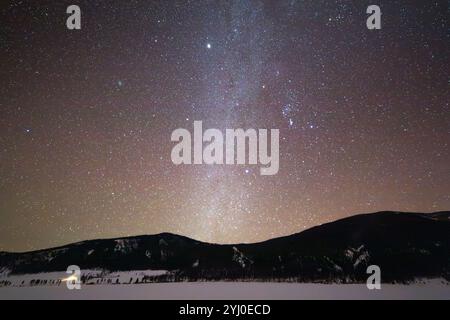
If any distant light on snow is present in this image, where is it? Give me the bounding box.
[61,274,78,282]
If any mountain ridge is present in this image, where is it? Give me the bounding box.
[1,211,449,283]
[2,210,447,254]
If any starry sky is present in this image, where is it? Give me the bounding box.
[0,0,449,252]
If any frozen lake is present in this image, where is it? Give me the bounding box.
[1,281,449,300]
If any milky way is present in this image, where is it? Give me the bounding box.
[0,0,449,251]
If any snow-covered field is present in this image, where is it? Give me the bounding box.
[1,280,449,300]
[1,270,448,300]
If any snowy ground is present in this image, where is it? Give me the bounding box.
[1,280,449,300]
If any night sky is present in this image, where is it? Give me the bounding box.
[0,0,449,252]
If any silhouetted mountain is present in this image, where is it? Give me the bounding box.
[429,211,450,221]
[1,211,449,283]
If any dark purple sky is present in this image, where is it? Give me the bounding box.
[0,0,448,251]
